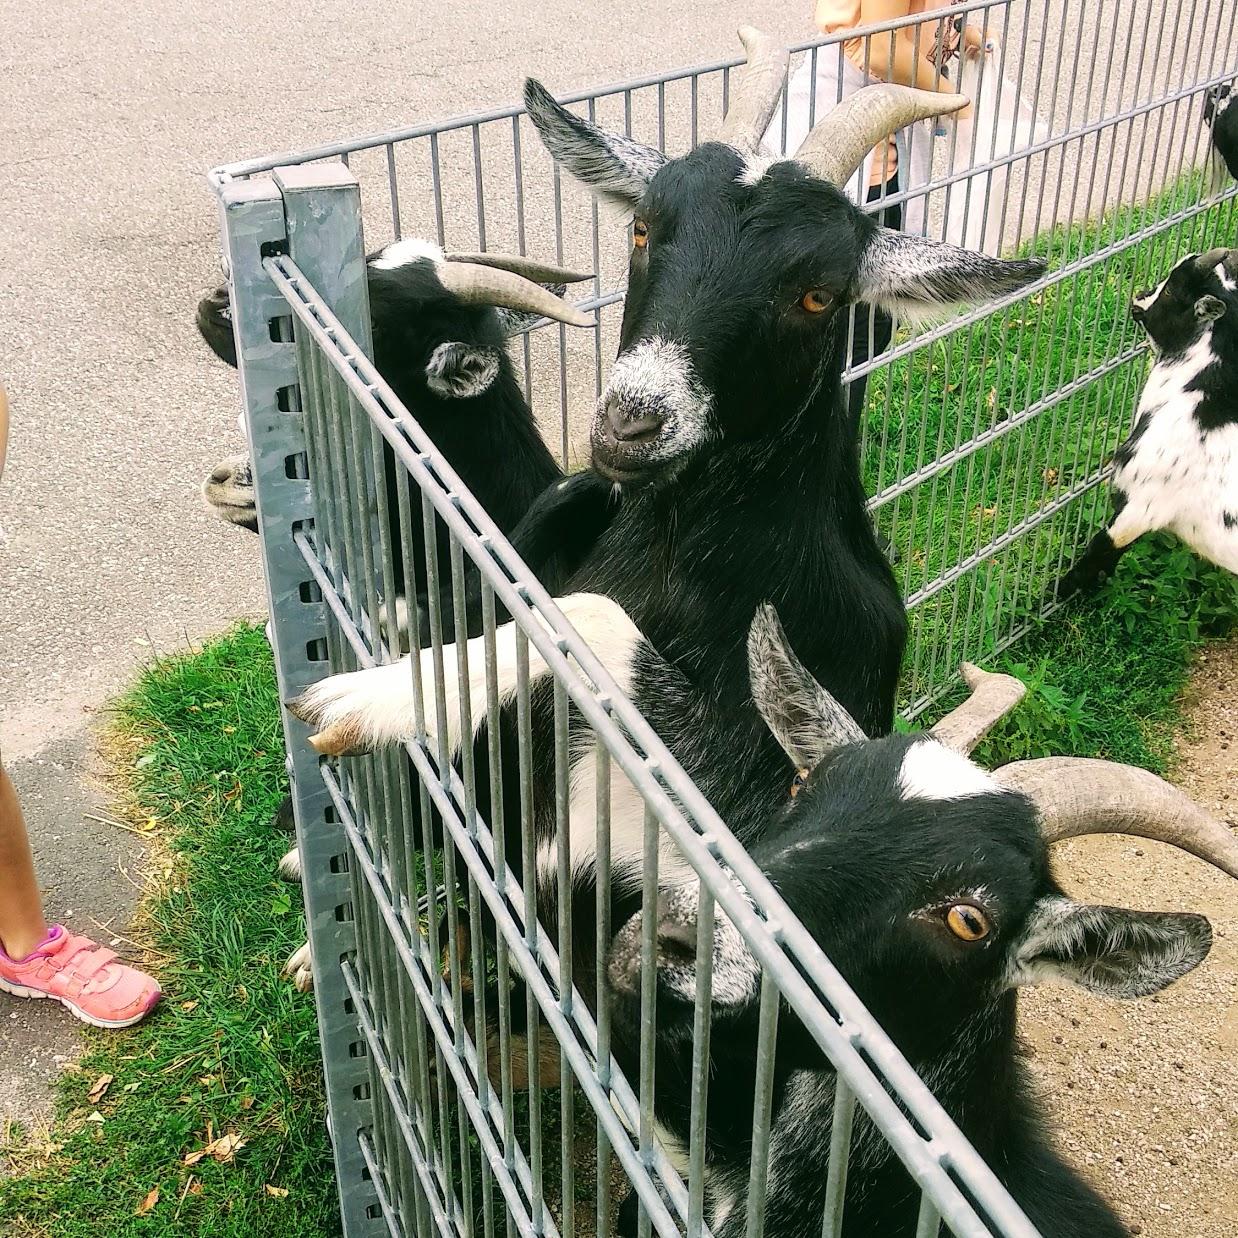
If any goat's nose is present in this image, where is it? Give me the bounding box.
[208,462,235,484]
[606,397,664,444]
[1130,299,1145,319]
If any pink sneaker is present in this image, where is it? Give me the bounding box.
[0,926,161,1029]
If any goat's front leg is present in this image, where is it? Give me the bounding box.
[289,592,645,757]
[415,469,623,646]
[1054,491,1146,600]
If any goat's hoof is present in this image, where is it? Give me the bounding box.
[287,683,376,757]
[277,847,302,882]
[282,941,314,992]
[305,723,371,757]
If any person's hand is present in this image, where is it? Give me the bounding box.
[962,24,996,58]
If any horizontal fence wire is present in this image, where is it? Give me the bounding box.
[221,3,1238,1235]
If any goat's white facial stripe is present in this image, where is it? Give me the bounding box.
[1131,275,1166,313]
[1216,261,1237,292]
[898,739,998,802]
[735,150,780,186]
[370,237,446,270]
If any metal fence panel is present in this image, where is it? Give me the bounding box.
[211,5,1238,1237]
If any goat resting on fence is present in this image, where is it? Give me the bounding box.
[604,603,1237,1238]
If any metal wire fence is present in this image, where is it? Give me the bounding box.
[209,2,1237,1235]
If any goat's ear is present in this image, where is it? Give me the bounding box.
[856,230,1045,321]
[524,79,666,210]
[747,603,866,769]
[1195,294,1226,322]
[424,341,501,399]
[1006,897,1212,998]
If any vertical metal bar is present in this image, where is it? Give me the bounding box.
[594,744,614,1238]
[246,165,381,1235]
[743,969,781,1238]
[818,1077,857,1238]
[636,803,660,1238]
[686,886,715,1238]
[914,1191,942,1238]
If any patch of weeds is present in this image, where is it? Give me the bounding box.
[0,625,336,1238]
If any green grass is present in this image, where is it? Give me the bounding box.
[1,176,1235,1236]
[0,626,336,1238]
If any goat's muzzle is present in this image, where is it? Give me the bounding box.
[591,398,668,482]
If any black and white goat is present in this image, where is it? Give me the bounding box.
[1056,247,1238,597]
[1204,82,1237,181]
[289,29,1043,995]
[199,239,591,576]
[605,604,1238,1238]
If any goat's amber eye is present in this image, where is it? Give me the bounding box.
[945,904,990,942]
[633,220,649,249]
[789,768,809,798]
[800,289,832,314]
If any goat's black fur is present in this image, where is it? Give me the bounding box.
[196,246,564,600]
[1205,83,1238,179]
[607,616,1213,1237]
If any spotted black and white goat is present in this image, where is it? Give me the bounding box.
[287,29,1043,993]
[1056,247,1238,598]
[1204,82,1237,181]
[605,604,1238,1238]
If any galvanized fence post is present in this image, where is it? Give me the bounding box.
[216,169,383,1235]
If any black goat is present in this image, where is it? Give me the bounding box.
[1204,82,1238,180]
[198,237,592,600]
[1056,247,1238,599]
[290,28,1043,1010]
[605,604,1238,1238]
[198,239,594,917]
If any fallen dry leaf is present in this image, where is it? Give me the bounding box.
[136,1187,160,1216]
[180,1000,199,1013]
[239,1095,255,1111]
[207,1132,247,1163]
[87,1074,114,1104]
[85,1111,105,1125]
[124,1082,141,1094]
[265,1184,289,1199]
[189,1181,204,1196]
[185,1130,248,1167]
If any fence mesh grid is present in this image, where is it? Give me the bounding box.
[211,3,1237,1236]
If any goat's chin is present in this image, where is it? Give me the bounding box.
[590,446,689,490]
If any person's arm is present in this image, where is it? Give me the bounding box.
[840,1,966,95]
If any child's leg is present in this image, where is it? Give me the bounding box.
[0,758,50,962]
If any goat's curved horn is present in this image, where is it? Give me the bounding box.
[794,84,967,186]
[717,26,791,152]
[994,757,1238,879]
[930,663,1026,754]
[1195,247,1231,272]
[446,251,594,285]
[434,262,593,328]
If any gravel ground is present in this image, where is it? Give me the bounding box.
[1020,637,1238,1238]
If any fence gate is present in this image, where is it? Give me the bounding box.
[209,3,1238,1235]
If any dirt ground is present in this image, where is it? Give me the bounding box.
[1020,637,1238,1238]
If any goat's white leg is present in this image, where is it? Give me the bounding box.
[288,593,643,757]
[282,940,314,991]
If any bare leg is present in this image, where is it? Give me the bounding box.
[0,760,50,962]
